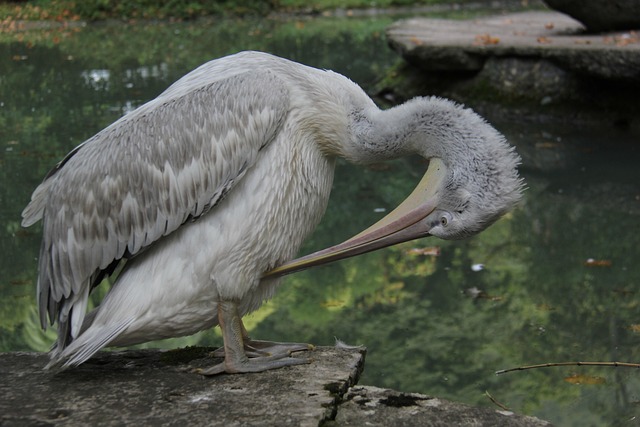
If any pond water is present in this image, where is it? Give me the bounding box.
[2,6,640,426]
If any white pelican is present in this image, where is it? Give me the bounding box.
[22,51,522,375]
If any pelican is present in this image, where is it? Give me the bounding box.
[22,51,522,375]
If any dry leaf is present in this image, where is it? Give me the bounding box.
[474,33,500,45]
[535,141,559,149]
[584,258,612,267]
[564,374,606,385]
[537,36,551,44]
[386,282,405,291]
[604,32,640,46]
[321,299,347,309]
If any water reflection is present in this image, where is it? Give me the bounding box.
[1,10,639,427]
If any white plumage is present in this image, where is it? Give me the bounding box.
[22,51,522,374]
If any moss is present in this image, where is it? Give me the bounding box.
[373,61,480,105]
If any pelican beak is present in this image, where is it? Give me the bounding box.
[263,158,448,279]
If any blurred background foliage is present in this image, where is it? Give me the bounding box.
[0,0,469,21]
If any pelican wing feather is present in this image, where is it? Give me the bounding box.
[21,68,289,341]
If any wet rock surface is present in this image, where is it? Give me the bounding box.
[0,348,551,426]
[542,0,640,32]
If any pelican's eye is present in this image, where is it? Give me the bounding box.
[440,212,453,227]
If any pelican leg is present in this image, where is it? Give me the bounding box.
[199,300,310,375]
[210,319,313,358]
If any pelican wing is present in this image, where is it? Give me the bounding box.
[22,68,289,338]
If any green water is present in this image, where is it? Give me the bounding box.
[2,8,640,426]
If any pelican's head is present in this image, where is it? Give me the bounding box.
[264,97,523,278]
[408,98,523,240]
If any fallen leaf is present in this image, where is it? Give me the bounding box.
[535,141,559,149]
[604,32,640,46]
[537,36,551,44]
[544,22,555,30]
[564,374,606,385]
[584,258,612,267]
[321,299,347,309]
[386,282,404,291]
[474,33,500,45]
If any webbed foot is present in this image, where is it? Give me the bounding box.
[211,339,314,358]
[199,352,309,375]
[199,301,313,376]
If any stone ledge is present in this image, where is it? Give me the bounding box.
[330,385,552,427]
[386,11,640,80]
[0,348,551,426]
[380,11,640,127]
